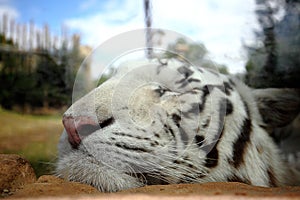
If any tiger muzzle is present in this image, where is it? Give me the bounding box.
[62,115,100,149]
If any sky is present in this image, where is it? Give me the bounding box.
[0,0,259,74]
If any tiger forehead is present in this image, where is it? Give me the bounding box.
[129,84,161,101]
[108,63,232,100]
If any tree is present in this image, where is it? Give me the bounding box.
[0,13,87,112]
[275,0,300,84]
[164,37,229,74]
[245,0,300,88]
[165,38,207,65]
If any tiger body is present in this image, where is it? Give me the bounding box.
[56,60,299,192]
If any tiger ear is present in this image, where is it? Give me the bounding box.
[253,88,300,131]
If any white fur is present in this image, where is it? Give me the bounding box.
[56,60,298,192]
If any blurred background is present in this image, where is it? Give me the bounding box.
[0,0,299,176]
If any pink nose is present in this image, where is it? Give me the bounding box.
[62,116,100,149]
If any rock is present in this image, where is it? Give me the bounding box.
[120,182,300,197]
[0,154,36,197]
[2,154,300,200]
[10,175,100,198]
[8,176,300,199]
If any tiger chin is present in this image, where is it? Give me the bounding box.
[56,60,300,192]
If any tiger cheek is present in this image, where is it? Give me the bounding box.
[161,96,181,115]
[127,88,157,126]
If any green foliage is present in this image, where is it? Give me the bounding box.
[97,75,110,87]
[218,65,229,75]
[165,38,229,74]
[0,31,83,112]
[165,38,207,65]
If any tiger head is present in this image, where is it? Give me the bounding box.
[56,61,300,192]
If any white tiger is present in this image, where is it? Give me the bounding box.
[56,60,300,192]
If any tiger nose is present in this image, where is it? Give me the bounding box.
[62,115,100,149]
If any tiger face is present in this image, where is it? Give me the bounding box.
[56,61,300,192]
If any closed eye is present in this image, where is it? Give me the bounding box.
[154,86,171,97]
[99,117,115,128]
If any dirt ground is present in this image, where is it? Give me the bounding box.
[6,174,300,199]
